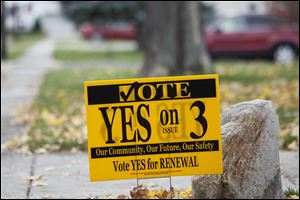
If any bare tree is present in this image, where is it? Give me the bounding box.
[140,1,213,77]
[1,1,7,60]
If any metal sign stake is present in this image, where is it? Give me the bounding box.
[169,176,173,199]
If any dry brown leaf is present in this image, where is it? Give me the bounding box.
[32,180,48,187]
[85,194,98,199]
[130,185,149,199]
[288,141,298,151]
[116,194,129,199]
[25,175,42,181]
[35,148,48,155]
[42,194,51,199]
[8,63,299,154]
[153,188,173,199]
[179,186,192,199]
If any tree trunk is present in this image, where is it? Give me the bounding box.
[1,1,7,60]
[184,1,213,74]
[174,1,186,75]
[140,1,213,77]
[139,2,161,76]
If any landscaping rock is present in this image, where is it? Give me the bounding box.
[192,100,283,199]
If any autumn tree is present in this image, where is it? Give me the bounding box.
[140,1,213,77]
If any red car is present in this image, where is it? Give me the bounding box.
[205,15,299,62]
[80,22,137,40]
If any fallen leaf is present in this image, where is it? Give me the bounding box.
[42,194,51,199]
[279,128,291,139]
[35,148,48,155]
[154,188,172,199]
[130,185,149,199]
[179,186,192,199]
[116,194,129,199]
[71,147,80,153]
[32,180,48,187]
[288,141,298,151]
[289,194,299,199]
[85,194,98,199]
[25,175,42,181]
[49,145,60,152]
[291,125,299,142]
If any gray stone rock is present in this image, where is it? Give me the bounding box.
[192,100,283,199]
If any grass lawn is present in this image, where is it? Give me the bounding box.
[54,50,143,61]
[6,32,44,60]
[13,68,137,152]
[218,59,299,83]
[7,56,299,153]
[54,38,141,61]
[217,60,299,122]
[35,69,136,112]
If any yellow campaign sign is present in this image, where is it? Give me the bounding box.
[84,74,223,181]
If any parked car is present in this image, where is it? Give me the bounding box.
[80,22,137,40]
[205,15,299,62]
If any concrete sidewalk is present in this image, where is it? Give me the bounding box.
[1,150,298,199]
[1,151,192,199]
[1,14,299,199]
[1,38,60,143]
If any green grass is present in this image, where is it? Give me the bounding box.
[54,50,143,61]
[12,52,298,153]
[35,68,136,112]
[216,59,299,83]
[23,68,137,152]
[277,107,299,127]
[282,134,298,149]
[284,187,299,198]
[216,59,299,129]
[215,59,299,150]
[7,32,44,60]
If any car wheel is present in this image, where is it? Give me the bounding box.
[273,44,296,64]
